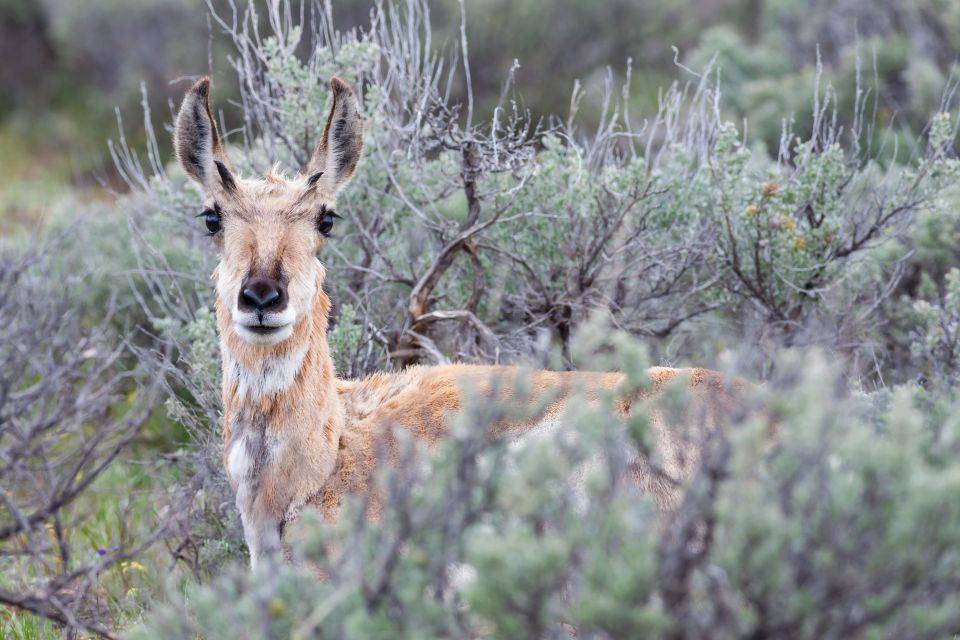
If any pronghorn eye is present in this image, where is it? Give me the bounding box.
[201,208,221,235]
[317,210,341,238]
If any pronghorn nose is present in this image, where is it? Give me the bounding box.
[239,276,286,313]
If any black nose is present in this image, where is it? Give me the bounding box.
[238,276,286,313]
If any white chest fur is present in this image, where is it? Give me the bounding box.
[227,433,251,486]
[226,429,285,569]
[223,343,308,401]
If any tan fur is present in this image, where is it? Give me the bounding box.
[174,76,747,567]
[320,364,743,518]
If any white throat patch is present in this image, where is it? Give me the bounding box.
[224,343,309,401]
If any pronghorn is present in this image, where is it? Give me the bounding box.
[174,76,745,568]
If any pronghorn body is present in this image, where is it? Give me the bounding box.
[176,76,742,567]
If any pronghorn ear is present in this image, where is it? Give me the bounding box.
[305,76,364,193]
[174,77,235,193]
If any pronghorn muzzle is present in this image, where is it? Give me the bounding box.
[239,275,288,318]
[231,271,296,344]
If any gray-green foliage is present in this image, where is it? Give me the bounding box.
[706,359,960,638]
[697,109,960,350]
[119,0,960,379]
[5,0,960,636]
[110,0,960,636]
[908,268,960,388]
[328,303,365,377]
[0,225,168,638]
[133,344,960,639]
[689,0,960,154]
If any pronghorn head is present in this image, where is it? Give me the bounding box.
[175,76,363,347]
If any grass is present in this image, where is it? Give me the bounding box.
[0,457,191,639]
[0,399,198,638]
[0,613,58,640]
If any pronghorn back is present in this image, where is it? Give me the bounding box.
[327,364,744,516]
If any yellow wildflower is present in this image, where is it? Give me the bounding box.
[121,561,147,573]
[268,599,287,617]
[793,237,807,251]
[744,205,759,217]
[780,216,797,232]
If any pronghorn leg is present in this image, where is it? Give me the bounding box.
[240,509,282,570]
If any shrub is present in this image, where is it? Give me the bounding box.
[4,1,960,637]
[131,343,960,639]
[119,1,959,379]
[0,234,161,637]
[95,0,960,637]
